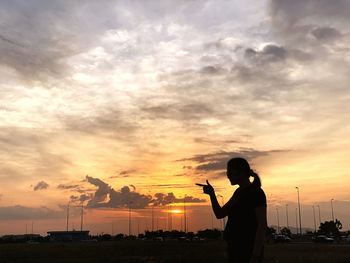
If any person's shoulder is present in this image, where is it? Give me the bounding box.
[254,186,266,196]
[253,186,267,207]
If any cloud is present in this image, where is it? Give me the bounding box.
[0,0,123,82]
[245,44,286,64]
[84,175,152,209]
[311,27,341,41]
[57,184,80,190]
[83,176,205,209]
[269,0,350,29]
[33,181,49,191]
[140,102,214,121]
[152,192,205,206]
[0,205,65,220]
[178,149,289,172]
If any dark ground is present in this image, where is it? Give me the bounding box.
[1,240,350,263]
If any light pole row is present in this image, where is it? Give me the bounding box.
[292,187,335,235]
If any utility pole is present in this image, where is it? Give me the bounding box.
[317,204,321,224]
[66,201,70,231]
[312,205,316,233]
[80,203,84,231]
[129,201,132,236]
[295,187,302,235]
[276,207,280,234]
[218,195,226,230]
[295,208,298,235]
[286,204,289,230]
[331,199,335,222]
[152,205,154,232]
[168,203,172,231]
[184,194,187,233]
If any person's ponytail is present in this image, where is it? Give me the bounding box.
[250,169,261,188]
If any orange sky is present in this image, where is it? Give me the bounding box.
[1,0,350,235]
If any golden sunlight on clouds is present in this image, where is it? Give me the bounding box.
[1,0,350,236]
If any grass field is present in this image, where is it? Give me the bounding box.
[1,241,350,263]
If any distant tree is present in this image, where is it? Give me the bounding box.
[100,234,111,241]
[266,227,276,237]
[318,219,342,236]
[197,229,221,239]
[138,233,145,239]
[280,227,292,237]
[115,233,124,240]
[186,231,195,239]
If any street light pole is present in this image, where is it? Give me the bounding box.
[286,204,289,230]
[312,205,316,233]
[129,201,132,236]
[276,207,280,234]
[331,199,335,222]
[66,201,70,232]
[317,204,321,224]
[295,187,302,235]
[151,205,154,232]
[218,195,226,230]
[295,208,298,235]
[184,194,187,233]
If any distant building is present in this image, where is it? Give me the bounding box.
[47,231,90,242]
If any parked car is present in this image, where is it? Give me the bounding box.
[312,235,334,243]
[273,234,291,243]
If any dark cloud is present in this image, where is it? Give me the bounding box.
[178,149,289,172]
[82,176,205,209]
[193,138,242,145]
[140,103,214,121]
[269,0,350,28]
[0,205,65,220]
[245,45,286,64]
[57,184,80,190]
[79,194,92,203]
[200,66,225,75]
[109,170,136,178]
[84,175,152,209]
[152,192,205,206]
[33,181,49,191]
[311,27,341,41]
[0,0,122,82]
[60,107,139,137]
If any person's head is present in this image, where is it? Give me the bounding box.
[226,157,261,187]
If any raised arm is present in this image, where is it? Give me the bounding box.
[196,180,228,219]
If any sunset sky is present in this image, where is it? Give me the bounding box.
[1,0,350,236]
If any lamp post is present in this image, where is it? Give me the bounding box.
[312,205,316,233]
[295,187,302,235]
[331,199,335,222]
[129,201,132,236]
[184,194,187,233]
[317,204,321,224]
[151,205,154,232]
[218,194,226,230]
[285,204,289,230]
[276,207,280,234]
[66,201,70,231]
[295,208,298,234]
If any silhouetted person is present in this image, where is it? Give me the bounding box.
[197,157,267,263]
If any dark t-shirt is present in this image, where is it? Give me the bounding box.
[223,183,267,247]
